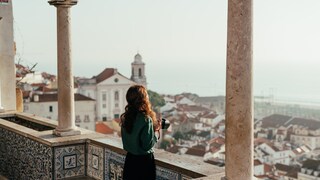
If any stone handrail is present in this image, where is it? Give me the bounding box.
[0,112,224,179]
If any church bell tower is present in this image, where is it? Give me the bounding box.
[131,53,147,87]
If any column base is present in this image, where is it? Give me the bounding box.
[53,128,81,137]
[0,108,4,113]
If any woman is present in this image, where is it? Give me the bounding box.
[120,85,160,180]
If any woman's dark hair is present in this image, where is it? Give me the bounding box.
[120,85,157,133]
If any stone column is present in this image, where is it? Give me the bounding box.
[0,1,16,112]
[0,80,4,113]
[225,0,253,179]
[49,0,80,136]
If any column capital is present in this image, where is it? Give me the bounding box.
[48,0,77,7]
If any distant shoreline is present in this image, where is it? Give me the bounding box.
[254,96,320,108]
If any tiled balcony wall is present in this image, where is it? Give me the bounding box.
[0,112,224,180]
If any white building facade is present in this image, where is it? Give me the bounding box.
[255,143,294,165]
[24,93,96,131]
[77,53,147,121]
[96,71,136,120]
[290,125,320,150]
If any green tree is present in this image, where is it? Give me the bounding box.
[160,139,171,150]
[173,131,185,141]
[147,90,165,112]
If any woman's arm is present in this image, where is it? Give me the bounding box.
[139,117,158,151]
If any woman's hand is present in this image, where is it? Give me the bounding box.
[155,119,161,140]
[154,119,161,132]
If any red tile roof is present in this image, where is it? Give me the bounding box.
[209,137,225,153]
[96,122,114,134]
[31,93,95,102]
[35,86,57,93]
[255,174,276,179]
[289,118,320,130]
[260,114,292,128]
[202,113,218,119]
[166,114,188,124]
[209,136,225,145]
[301,159,320,171]
[94,68,116,84]
[275,163,300,179]
[185,148,206,157]
[192,144,206,151]
[210,142,223,150]
[276,129,286,135]
[166,145,181,154]
[41,72,56,81]
[177,105,209,112]
[204,158,225,167]
[15,64,26,69]
[254,137,271,146]
[269,144,280,152]
[293,145,311,155]
[254,159,263,166]
[31,83,47,88]
[264,163,273,173]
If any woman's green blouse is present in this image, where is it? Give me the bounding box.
[121,113,158,155]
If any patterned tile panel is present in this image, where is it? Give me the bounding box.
[105,148,125,180]
[104,147,185,180]
[54,144,85,179]
[181,175,192,180]
[0,127,53,180]
[0,126,196,180]
[87,143,104,180]
[156,166,180,180]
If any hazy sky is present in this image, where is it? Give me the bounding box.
[12,0,320,102]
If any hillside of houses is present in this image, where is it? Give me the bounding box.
[16,63,320,180]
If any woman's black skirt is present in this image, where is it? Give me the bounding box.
[123,152,156,180]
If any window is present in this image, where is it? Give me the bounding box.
[102,93,106,101]
[49,106,53,112]
[114,114,119,119]
[115,103,119,107]
[102,104,106,108]
[75,115,81,123]
[102,114,107,121]
[84,115,90,122]
[139,68,142,77]
[115,91,119,101]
